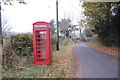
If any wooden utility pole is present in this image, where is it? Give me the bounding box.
[56,0,59,50]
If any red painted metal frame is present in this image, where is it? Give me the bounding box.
[33,21,52,65]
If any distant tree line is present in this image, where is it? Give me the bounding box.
[49,18,83,41]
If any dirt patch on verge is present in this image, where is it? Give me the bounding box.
[64,44,79,78]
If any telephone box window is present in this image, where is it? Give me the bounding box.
[36,35,46,38]
[37,55,46,58]
[36,43,46,46]
[36,51,46,54]
[36,39,46,42]
[37,47,45,50]
[36,31,46,34]
[37,59,47,62]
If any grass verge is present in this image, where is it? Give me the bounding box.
[2,42,77,78]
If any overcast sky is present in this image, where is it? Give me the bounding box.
[2,0,84,33]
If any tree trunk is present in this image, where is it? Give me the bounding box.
[0,2,3,45]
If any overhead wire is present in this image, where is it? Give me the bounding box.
[67,0,81,14]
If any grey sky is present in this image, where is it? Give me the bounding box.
[2,0,84,33]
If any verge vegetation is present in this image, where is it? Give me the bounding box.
[88,36,119,57]
[2,33,77,78]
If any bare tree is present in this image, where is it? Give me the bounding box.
[2,16,12,36]
[0,0,26,45]
[59,18,71,34]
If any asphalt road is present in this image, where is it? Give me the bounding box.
[74,43,119,78]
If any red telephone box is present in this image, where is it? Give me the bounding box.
[33,21,52,65]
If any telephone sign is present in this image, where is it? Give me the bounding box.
[33,21,52,65]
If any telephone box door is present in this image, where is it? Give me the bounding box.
[33,22,51,65]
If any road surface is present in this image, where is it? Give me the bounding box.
[74,43,119,78]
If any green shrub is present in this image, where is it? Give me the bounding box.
[2,37,15,65]
[11,33,33,56]
[52,35,57,50]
